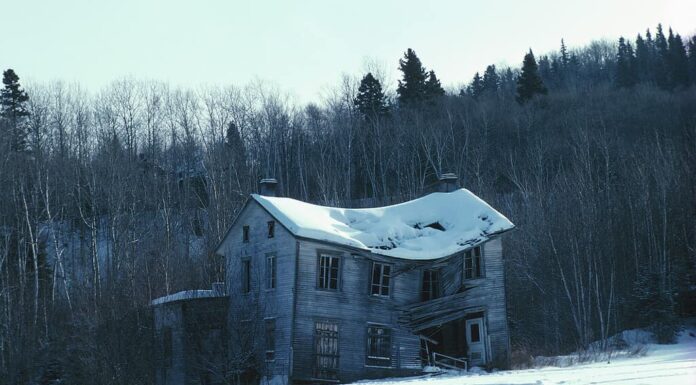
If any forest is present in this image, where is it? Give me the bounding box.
[0,23,695,384]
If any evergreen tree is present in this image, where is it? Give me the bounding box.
[688,36,696,85]
[654,24,670,88]
[516,50,547,104]
[397,48,428,105]
[559,39,570,68]
[354,72,389,118]
[225,121,249,181]
[616,37,637,88]
[634,33,653,83]
[424,70,445,99]
[667,30,690,87]
[468,72,484,99]
[482,65,499,95]
[538,55,552,85]
[0,69,30,152]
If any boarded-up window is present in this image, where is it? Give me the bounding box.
[318,254,340,290]
[366,325,391,367]
[266,255,276,289]
[314,321,339,379]
[464,246,483,279]
[267,221,275,238]
[242,225,250,242]
[265,318,276,361]
[242,258,251,293]
[421,269,441,301]
[370,262,391,297]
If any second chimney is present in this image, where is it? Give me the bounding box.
[438,173,459,193]
[259,178,278,196]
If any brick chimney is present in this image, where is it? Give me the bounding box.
[438,173,459,193]
[259,178,278,197]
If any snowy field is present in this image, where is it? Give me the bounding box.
[356,329,696,385]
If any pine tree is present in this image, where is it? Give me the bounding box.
[654,24,670,88]
[516,50,548,104]
[667,30,690,87]
[468,72,484,99]
[482,65,499,95]
[616,37,637,88]
[635,33,652,83]
[225,121,249,179]
[424,70,445,100]
[397,48,428,105]
[354,72,389,119]
[0,69,30,152]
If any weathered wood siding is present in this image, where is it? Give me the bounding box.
[154,303,186,385]
[218,201,297,380]
[291,239,423,383]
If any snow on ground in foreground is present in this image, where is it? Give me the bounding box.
[356,329,696,385]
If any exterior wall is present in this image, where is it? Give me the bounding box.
[218,201,297,383]
[291,239,422,383]
[155,303,187,385]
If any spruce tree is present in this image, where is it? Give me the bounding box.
[397,48,428,105]
[635,33,652,83]
[516,50,547,104]
[667,30,690,87]
[688,36,696,85]
[654,24,670,88]
[468,72,484,99]
[0,69,30,152]
[424,70,445,99]
[482,65,499,95]
[616,37,637,88]
[354,72,389,119]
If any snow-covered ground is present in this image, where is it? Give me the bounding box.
[356,329,696,385]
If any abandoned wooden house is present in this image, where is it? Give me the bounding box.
[153,175,515,385]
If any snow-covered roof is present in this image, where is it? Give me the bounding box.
[151,290,225,306]
[253,189,514,261]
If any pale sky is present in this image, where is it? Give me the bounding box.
[2,0,695,103]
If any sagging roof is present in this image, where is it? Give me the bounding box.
[253,189,514,261]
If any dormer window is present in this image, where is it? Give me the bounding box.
[242,225,249,243]
[268,221,275,238]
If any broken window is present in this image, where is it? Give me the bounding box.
[366,324,392,367]
[267,221,275,238]
[318,254,340,290]
[265,318,276,361]
[464,246,483,279]
[370,262,391,297]
[242,258,251,293]
[242,225,250,243]
[421,269,441,301]
[266,254,276,289]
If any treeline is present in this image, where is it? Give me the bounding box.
[0,24,695,383]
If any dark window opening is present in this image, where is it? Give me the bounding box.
[267,221,275,238]
[318,254,340,290]
[470,322,480,343]
[266,255,277,289]
[464,246,483,279]
[242,225,250,243]
[370,262,391,297]
[242,259,251,293]
[366,325,392,367]
[314,321,339,379]
[265,318,276,361]
[421,269,441,301]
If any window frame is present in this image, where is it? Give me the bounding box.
[264,317,276,361]
[365,323,392,368]
[463,245,484,280]
[267,221,275,238]
[241,257,251,294]
[317,252,341,291]
[369,262,392,297]
[242,225,250,243]
[421,268,441,301]
[266,253,277,290]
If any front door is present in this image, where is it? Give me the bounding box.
[465,318,487,366]
[314,321,339,380]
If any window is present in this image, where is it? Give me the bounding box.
[266,255,277,289]
[314,321,339,379]
[318,254,340,290]
[242,225,249,243]
[242,258,251,293]
[464,246,483,279]
[267,221,275,238]
[265,318,276,361]
[421,269,441,301]
[370,262,391,297]
[366,325,391,367]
